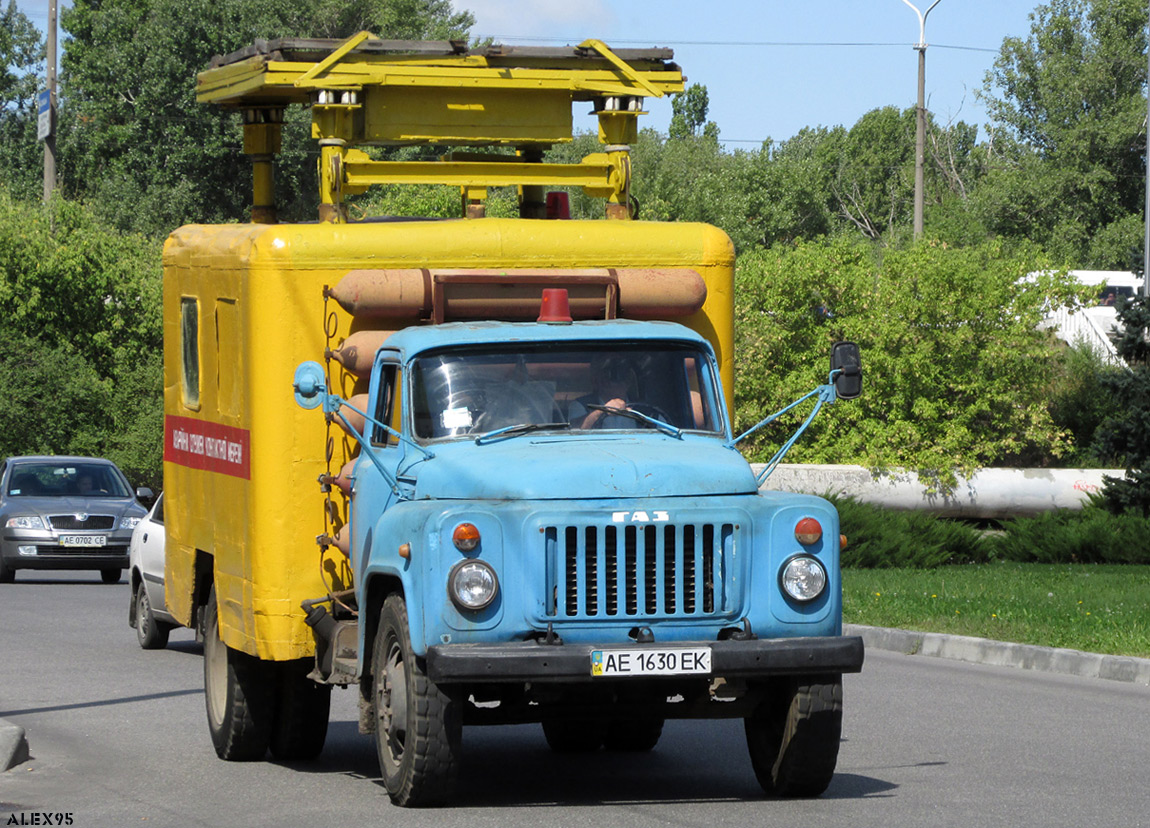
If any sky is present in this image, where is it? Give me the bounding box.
[17,0,1042,146]
[460,0,1041,146]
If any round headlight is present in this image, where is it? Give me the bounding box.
[780,556,827,602]
[448,559,499,611]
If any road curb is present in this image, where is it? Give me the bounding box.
[0,717,29,771]
[846,624,1150,686]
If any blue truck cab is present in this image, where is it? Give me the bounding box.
[294,308,864,805]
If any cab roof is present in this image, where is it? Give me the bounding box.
[378,319,713,360]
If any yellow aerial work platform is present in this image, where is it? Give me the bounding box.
[166,35,734,663]
[196,33,686,221]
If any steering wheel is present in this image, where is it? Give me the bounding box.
[586,402,674,428]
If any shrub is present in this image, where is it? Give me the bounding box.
[987,507,1150,564]
[833,497,991,568]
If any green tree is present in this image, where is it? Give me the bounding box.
[979,0,1147,267]
[58,0,474,237]
[830,106,916,241]
[734,128,838,247]
[1097,297,1150,514]
[0,185,163,488]
[734,236,1087,482]
[0,0,43,199]
[668,82,719,142]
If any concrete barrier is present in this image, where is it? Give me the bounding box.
[755,464,1124,518]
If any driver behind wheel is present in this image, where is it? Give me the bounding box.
[569,357,639,429]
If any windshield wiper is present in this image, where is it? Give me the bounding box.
[585,405,682,438]
[474,422,571,445]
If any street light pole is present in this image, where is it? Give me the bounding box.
[1143,0,1149,296]
[901,0,943,240]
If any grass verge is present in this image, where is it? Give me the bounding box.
[843,563,1150,658]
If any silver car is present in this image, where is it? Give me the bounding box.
[0,456,152,584]
[128,493,181,648]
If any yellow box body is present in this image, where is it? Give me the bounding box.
[162,217,735,661]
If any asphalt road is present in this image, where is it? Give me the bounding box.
[3,576,1150,827]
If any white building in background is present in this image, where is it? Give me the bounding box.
[1039,270,1142,368]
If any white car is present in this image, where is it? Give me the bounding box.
[128,493,180,649]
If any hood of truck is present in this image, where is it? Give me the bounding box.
[409,436,758,500]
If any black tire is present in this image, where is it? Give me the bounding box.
[100,568,122,584]
[744,676,843,798]
[373,594,461,806]
[135,583,171,650]
[603,718,664,752]
[203,586,276,760]
[0,559,14,583]
[269,660,331,761]
[541,719,606,753]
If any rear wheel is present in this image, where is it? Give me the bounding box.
[203,586,276,760]
[744,676,843,798]
[134,583,171,650]
[269,660,331,760]
[542,719,606,753]
[373,594,461,806]
[100,568,121,584]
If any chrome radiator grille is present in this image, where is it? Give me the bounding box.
[543,522,734,619]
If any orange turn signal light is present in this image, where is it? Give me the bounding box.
[452,522,481,552]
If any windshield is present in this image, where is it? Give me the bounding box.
[6,461,132,498]
[411,342,723,441]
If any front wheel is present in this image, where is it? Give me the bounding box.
[744,677,843,798]
[100,568,122,584]
[0,558,13,583]
[203,586,276,760]
[373,594,461,806]
[134,583,171,650]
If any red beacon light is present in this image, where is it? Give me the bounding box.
[545,191,571,219]
[538,288,573,324]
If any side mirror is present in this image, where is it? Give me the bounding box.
[136,487,155,505]
[831,341,862,400]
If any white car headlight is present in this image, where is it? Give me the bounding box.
[5,516,45,530]
[780,555,827,602]
[120,516,143,529]
[448,560,499,611]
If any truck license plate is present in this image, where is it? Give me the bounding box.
[59,535,106,547]
[591,647,711,677]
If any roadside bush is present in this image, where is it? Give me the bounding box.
[1046,342,1125,467]
[835,498,1150,568]
[987,507,1150,564]
[833,497,991,568]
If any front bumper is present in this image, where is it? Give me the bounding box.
[0,535,130,571]
[427,634,864,684]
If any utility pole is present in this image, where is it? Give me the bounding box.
[901,0,942,240]
[1143,0,1149,296]
[43,0,58,202]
